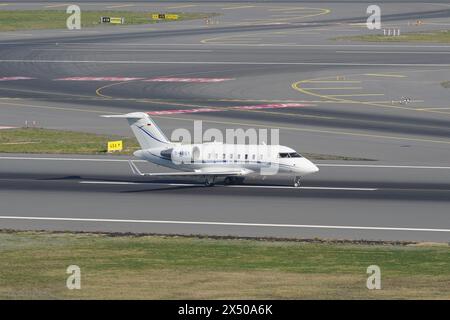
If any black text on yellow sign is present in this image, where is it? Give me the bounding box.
[151,13,179,20]
[107,140,123,152]
[101,17,125,24]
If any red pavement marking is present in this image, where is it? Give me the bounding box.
[147,108,221,115]
[55,77,144,81]
[143,78,234,83]
[0,77,34,81]
[146,103,311,115]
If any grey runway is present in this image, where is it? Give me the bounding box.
[0,155,449,242]
[0,1,449,241]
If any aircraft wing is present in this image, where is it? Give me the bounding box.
[128,160,252,177]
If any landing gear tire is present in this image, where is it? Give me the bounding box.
[204,176,216,187]
[224,176,245,185]
[234,177,245,185]
[294,176,301,188]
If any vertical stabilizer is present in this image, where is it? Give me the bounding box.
[101,112,171,149]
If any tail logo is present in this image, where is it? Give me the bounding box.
[136,125,167,144]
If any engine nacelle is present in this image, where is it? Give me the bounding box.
[169,145,201,164]
[160,148,173,160]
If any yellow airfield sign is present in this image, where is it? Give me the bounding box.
[152,13,179,20]
[107,140,123,152]
[101,17,125,24]
[110,17,125,24]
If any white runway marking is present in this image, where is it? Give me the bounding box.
[226,185,377,191]
[21,43,450,48]
[79,181,377,191]
[0,156,450,170]
[1,59,450,67]
[0,215,448,233]
[166,4,197,9]
[4,43,450,49]
[106,4,134,9]
[336,50,450,54]
[318,164,450,169]
[80,181,197,187]
[0,156,136,162]
[222,5,255,10]
[33,48,213,53]
[1,156,449,170]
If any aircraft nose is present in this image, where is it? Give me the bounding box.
[309,163,319,173]
[299,158,319,175]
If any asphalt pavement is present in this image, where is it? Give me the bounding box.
[0,1,449,241]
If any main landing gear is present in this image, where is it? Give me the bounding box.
[204,176,245,187]
[224,176,245,185]
[204,176,216,187]
[294,176,302,188]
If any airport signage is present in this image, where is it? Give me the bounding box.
[151,13,179,20]
[101,17,125,24]
[107,140,123,152]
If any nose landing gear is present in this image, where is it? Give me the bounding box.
[224,177,233,185]
[294,176,301,188]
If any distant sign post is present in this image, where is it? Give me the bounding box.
[152,13,179,20]
[107,140,123,153]
[100,16,125,24]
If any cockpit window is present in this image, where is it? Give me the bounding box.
[278,152,302,158]
[278,153,290,158]
[289,152,302,158]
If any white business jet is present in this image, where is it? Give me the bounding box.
[101,112,319,187]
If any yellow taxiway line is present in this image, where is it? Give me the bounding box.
[292,74,450,116]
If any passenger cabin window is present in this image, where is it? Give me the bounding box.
[252,154,255,160]
[245,154,248,160]
[230,154,233,159]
